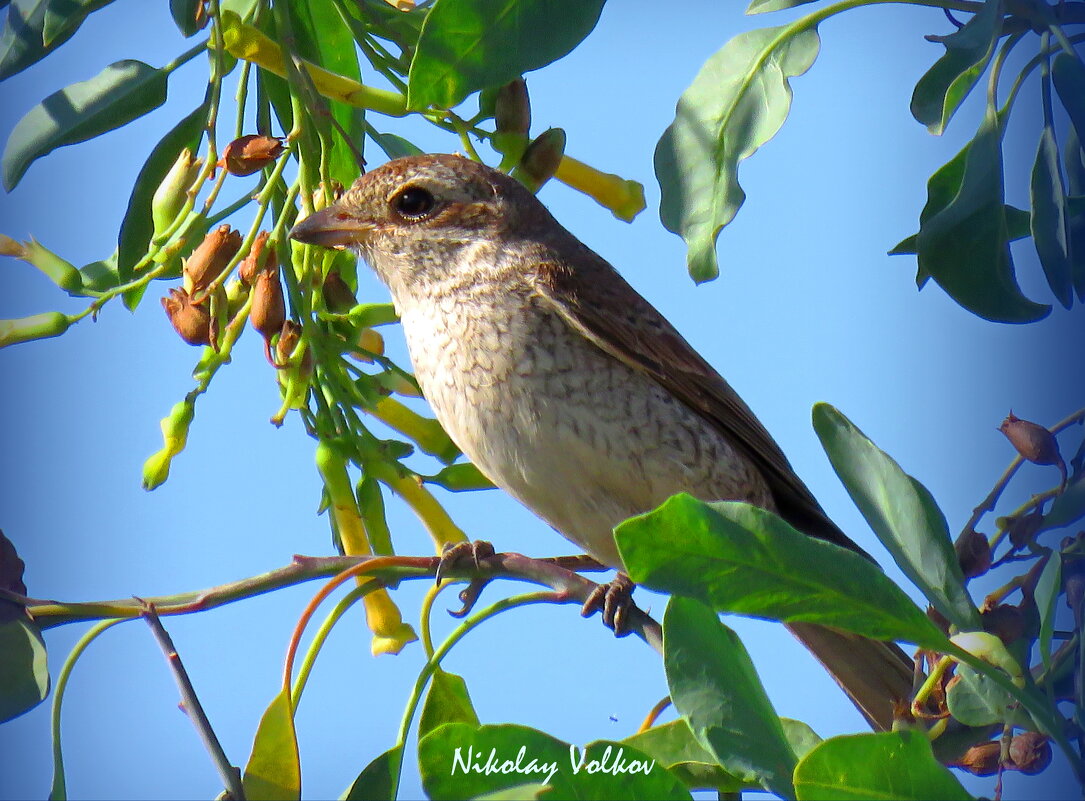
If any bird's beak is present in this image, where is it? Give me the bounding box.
[289,206,374,250]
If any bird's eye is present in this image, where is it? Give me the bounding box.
[391,186,436,221]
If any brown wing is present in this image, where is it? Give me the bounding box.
[532,253,868,558]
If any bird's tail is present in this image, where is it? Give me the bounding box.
[786,621,916,732]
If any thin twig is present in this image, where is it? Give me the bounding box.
[140,602,245,801]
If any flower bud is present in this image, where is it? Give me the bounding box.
[349,328,385,363]
[322,270,357,313]
[221,135,285,176]
[951,741,1001,775]
[999,413,1063,466]
[251,262,286,343]
[183,224,241,296]
[239,230,271,285]
[0,312,72,348]
[513,127,566,193]
[161,287,212,346]
[493,78,531,160]
[1,234,84,294]
[152,148,202,241]
[981,603,1026,645]
[955,529,991,579]
[1009,732,1051,774]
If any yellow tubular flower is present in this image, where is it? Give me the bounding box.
[371,396,459,463]
[315,441,417,655]
[219,13,408,117]
[373,464,468,552]
[554,155,646,222]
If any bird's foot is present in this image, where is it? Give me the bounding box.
[582,572,635,637]
[435,539,496,585]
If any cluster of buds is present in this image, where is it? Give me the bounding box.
[952,733,1051,776]
[161,224,242,350]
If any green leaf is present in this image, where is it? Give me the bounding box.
[420,668,480,740]
[368,127,424,161]
[655,26,820,282]
[811,403,981,631]
[623,718,819,793]
[793,731,972,800]
[746,0,819,14]
[472,784,550,800]
[1035,552,1061,680]
[888,204,1031,256]
[169,0,203,37]
[117,99,208,282]
[407,0,606,110]
[617,494,949,649]
[344,745,401,801]
[0,616,49,723]
[287,0,363,188]
[1064,127,1085,301]
[664,597,797,799]
[1031,126,1073,307]
[945,663,1021,727]
[1053,52,1085,147]
[3,59,169,191]
[909,0,1003,135]
[914,111,1050,322]
[1043,471,1085,531]
[419,722,690,800]
[0,0,113,80]
[242,689,301,801]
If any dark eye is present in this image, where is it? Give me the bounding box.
[391,186,435,220]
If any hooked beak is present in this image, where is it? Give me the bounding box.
[289,206,373,250]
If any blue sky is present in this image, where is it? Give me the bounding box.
[0,1,1081,799]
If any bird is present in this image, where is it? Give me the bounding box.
[289,152,915,731]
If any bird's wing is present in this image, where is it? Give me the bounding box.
[532,254,866,557]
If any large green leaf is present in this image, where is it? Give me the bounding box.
[344,745,401,801]
[169,0,203,37]
[746,0,819,14]
[1053,52,1085,147]
[242,689,301,800]
[888,203,1031,258]
[616,494,949,649]
[664,597,797,799]
[407,0,605,110]
[909,0,1003,135]
[419,668,480,739]
[1031,126,1073,307]
[0,616,49,723]
[945,663,1023,727]
[655,26,820,282]
[0,0,115,80]
[419,722,690,800]
[914,111,1050,322]
[811,403,981,631]
[117,99,208,282]
[3,59,169,191]
[793,731,972,800]
[1065,127,1085,301]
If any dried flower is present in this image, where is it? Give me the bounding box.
[251,262,286,343]
[221,135,285,176]
[955,529,991,579]
[952,741,1001,776]
[1009,732,1051,775]
[183,225,241,296]
[239,230,272,286]
[981,603,1027,645]
[999,412,1066,486]
[161,288,212,346]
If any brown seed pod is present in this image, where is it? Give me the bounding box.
[322,270,357,313]
[999,412,1064,470]
[183,224,242,296]
[1009,732,1051,775]
[955,529,991,580]
[951,741,1001,776]
[221,135,285,176]
[981,603,1026,645]
[161,288,212,346]
[251,262,286,342]
[239,231,271,286]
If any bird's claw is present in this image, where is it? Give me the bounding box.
[435,539,496,585]
[582,573,635,637]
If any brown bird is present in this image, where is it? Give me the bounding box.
[290,153,914,731]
